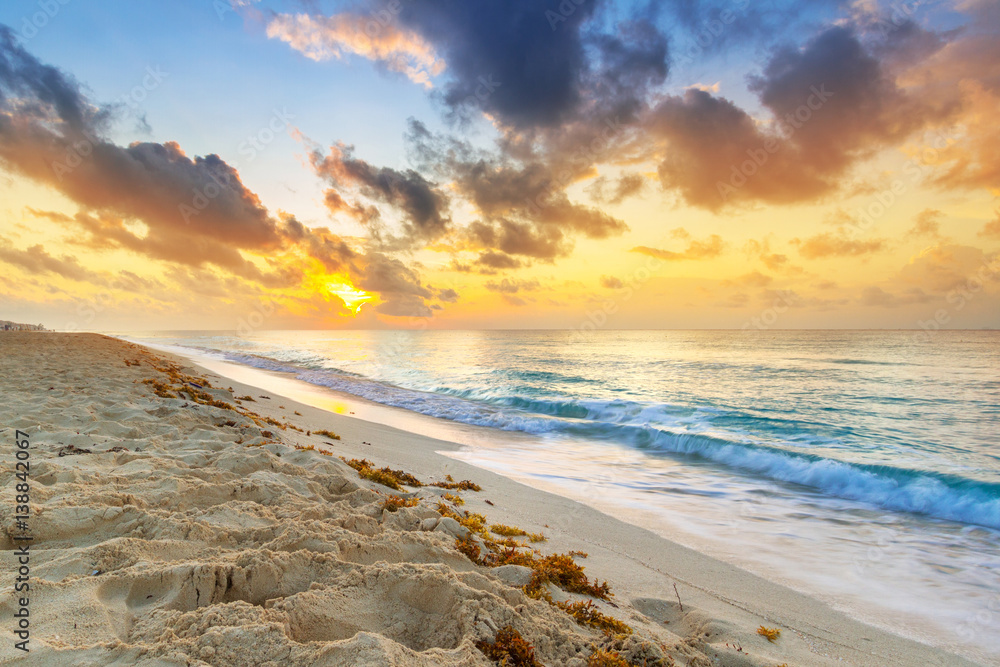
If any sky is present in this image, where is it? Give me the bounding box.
[0,0,998,331]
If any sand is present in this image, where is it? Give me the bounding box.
[0,333,984,666]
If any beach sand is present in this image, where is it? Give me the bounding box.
[0,333,982,666]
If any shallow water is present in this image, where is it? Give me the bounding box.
[120,329,1000,663]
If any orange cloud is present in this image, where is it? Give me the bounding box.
[979,211,1000,238]
[266,13,444,88]
[792,233,886,259]
[631,234,724,261]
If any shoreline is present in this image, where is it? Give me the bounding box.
[0,333,984,666]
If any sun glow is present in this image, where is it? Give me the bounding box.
[328,283,373,314]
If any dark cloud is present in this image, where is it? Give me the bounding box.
[648,26,949,209]
[311,144,450,247]
[587,19,670,122]
[394,0,600,128]
[0,26,106,132]
[404,121,628,260]
[647,88,823,208]
[476,250,524,271]
[436,287,459,303]
[749,26,939,166]
[356,252,433,317]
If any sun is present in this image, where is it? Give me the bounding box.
[328,283,373,314]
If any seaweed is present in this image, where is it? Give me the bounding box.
[557,601,632,635]
[757,626,781,643]
[314,429,341,440]
[431,479,482,491]
[340,457,424,491]
[442,492,465,506]
[383,495,419,512]
[526,553,611,600]
[587,649,630,666]
[475,626,541,667]
[490,523,527,537]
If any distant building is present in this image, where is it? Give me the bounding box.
[0,320,46,331]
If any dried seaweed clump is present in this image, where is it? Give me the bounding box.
[558,601,632,636]
[313,429,341,440]
[442,492,465,506]
[340,457,423,491]
[587,649,630,666]
[490,523,527,537]
[475,626,541,666]
[433,479,482,491]
[595,634,672,667]
[142,379,177,398]
[382,495,419,512]
[757,626,781,642]
[294,444,334,456]
[527,552,612,600]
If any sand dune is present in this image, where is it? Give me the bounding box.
[0,333,981,666]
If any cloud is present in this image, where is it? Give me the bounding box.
[311,143,451,248]
[356,252,433,317]
[897,243,997,293]
[725,271,773,287]
[266,13,444,88]
[744,238,789,270]
[859,285,932,307]
[436,287,458,303]
[400,120,629,260]
[600,275,624,289]
[631,234,724,261]
[393,0,663,128]
[792,233,886,259]
[979,211,1000,238]
[475,250,524,271]
[502,294,527,307]
[749,26,936,157]
[907,208,943,240]
[647,88,824,208]
[484,277,539,294]
[889,4,1000,192]
[0,239,100,282]
[587,172,647,205]
[647,25,948,209]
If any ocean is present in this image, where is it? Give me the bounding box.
[121,329,1000,662]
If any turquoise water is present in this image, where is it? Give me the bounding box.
[122,330,1000,662]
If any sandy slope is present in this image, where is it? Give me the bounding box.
[0,333,982,666]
